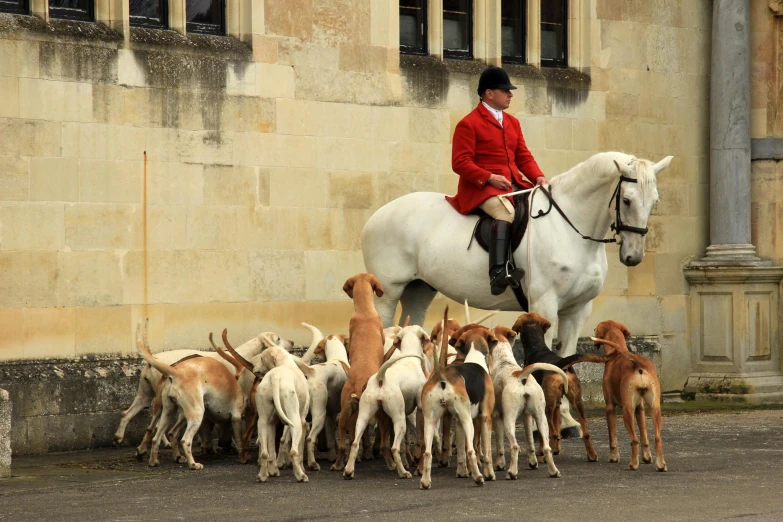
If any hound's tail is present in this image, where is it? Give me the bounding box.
[511,363,569,395]
[210,332,244,379]
[591,337,648,369]
[433,306,449,382]
[272,376,294,428]
[557,353,610,370]
[299,323,324,364]
[377,354,424,387]
[136,320,179,379]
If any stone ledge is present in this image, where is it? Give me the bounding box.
[0,388,11,478]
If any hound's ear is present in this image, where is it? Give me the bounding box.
[511,315,525,333]
[369,275,384,297]
[486,333,498,351]
[260,333,278,350]
[313,339,328,358]
[420,332,431,346]
[453,338,465,354]
[336,334,348,345]
[342,277,356,299]
[620,323,632,339]
[534,314,552,333]
[449,335,458,347]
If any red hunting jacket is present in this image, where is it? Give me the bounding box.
[446,103,545,214]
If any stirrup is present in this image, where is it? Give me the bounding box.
[504,261,525,287]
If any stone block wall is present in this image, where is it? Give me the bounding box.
[0,1,714,453]
[0,388,10,476]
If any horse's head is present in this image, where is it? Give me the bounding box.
[612,156,673,266]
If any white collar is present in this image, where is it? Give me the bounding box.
[481,101,503,125]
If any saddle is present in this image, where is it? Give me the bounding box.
[469,193,531,311]
[471,193,530,253]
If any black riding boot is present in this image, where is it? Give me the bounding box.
[489,220,525,296]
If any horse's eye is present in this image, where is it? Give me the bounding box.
[622,198,631,206]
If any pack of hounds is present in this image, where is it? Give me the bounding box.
[115,272,667,488]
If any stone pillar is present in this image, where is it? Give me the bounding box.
[684,0,783,402]
[0,389,11,478]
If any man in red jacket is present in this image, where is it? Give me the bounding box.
[446,66,548,296]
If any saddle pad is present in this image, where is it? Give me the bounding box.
[472,193,530,253]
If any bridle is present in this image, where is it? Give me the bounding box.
[532,173,649,244]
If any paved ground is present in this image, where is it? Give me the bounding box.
[2,408,783,522]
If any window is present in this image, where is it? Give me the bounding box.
[400,0,427,55]
[49,0,92,20]
[186,0,225,35]
[541,0,567,67]
[501,0,525,64]
[443,0,472,59]
[0,0,27,14]
[130,0,168,28]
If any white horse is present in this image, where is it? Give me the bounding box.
[362,151,672,357]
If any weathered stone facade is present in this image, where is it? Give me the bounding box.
[1,0,773,454]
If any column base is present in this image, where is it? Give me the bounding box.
[683,263,783,403]
[684,373,783,404]
[688,244,770,267]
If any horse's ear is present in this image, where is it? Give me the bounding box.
[613,159,634,177]
[653,156,673,176]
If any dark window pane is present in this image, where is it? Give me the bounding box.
[0,0,27,15]
[187,0,224,35]
[130,0,167,27]
[49,0,92,20]
[501,0,525,63]
[541,0,567,67]
[443,0,471,58]
[400,0,427,54]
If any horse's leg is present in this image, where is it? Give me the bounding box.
[399,280,437,328]
[554,302,593,439]
[376,282,406,328]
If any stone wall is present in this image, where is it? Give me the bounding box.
[0,388,10,476]
[0,1,715,453]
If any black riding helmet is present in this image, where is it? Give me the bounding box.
[477,66,517,97]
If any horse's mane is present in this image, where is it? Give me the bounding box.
[549,152,656,194]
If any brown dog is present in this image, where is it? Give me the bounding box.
[592,320,667,472]
[512,313,606,462]
[331,273,392,471]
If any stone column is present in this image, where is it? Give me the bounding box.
[698,0,760,264]
[684,0,783,402]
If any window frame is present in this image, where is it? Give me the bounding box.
[0,0,27,15]
[500,0,526,65]
[48,0,94,21]
[442,0,473,60]
[540,0,568,68]
[186,0,227,36]
[130,0,169,29]
[399,0,428,56]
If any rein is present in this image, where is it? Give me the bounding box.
[531,175,648,244]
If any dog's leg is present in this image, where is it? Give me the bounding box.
[522,411,538,470]
[343,400,378,479]
[531,401,560,478]
[148,396,176,467]
[621,395,640,470]
[330,404,352,471]
[177,398,206,471]
[197,421,214,456]
[439,412,452,467]
[567,380,598,462]
[544,385,561,456]
[388,402,413,479]
[635,403,652,464]
[114,377,155,446]
[414,408,425,476]
[168,414,188,463]
[241,412,258,464]
[306,404,327,471]
[493,413,506,471]
[325,414,337,462]
[419,410,438,489]
[377,410,396,470]
[276,426,291,470]
[268,419,281,477]
[408,411,420,460]
[455,406,483,486]
[503,410,520,479]
[454,424,469,478]
[366,422,378,461]
[646,391,667,472]
[256,416,271,482]
[480,413,495,481]
[286,406,308,483]
[606,402,620,463]
[136,404,161,460]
